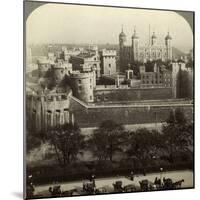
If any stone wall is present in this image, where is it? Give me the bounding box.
[69,97,193,128]
[26,92,73,132]
[93,87,173,102]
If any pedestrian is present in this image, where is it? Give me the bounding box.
[130,171,134,181]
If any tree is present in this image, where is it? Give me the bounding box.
[162,109,193,163]
[48,123,85,169]
[126,128,162,168]
[88,120,126,162]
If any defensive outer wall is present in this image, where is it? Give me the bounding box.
[69,96,193,128]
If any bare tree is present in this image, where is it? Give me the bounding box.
[48,123,85,170]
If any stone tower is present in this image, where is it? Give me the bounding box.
[52,62,66,85]
[165,32,172,60]
[119,26,126,72]
[70,71,94,103]
[172,62,180,98]
[119,26,126,50]
[131,29,139,62]
[37,57,51,78]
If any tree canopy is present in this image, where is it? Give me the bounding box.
[88,120,126,162]
[162,109,193,162]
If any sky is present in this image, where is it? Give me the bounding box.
[26,3,193,52]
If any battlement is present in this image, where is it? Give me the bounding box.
[53,62,65,69]
[101,49,117,56]
[70,71,94,78]
[37,57,49,64]
[27,90,72,102]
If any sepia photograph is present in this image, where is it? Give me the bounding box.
[24,1,194,199]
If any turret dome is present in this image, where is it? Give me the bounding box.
[119,26,126,38]
[132,29,139,39]
[151,32,157,39]
[119,31,126,37]
[165,32,172,40]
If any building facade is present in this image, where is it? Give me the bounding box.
[119,28,173,72]
[100,49,117,75]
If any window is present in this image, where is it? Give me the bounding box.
[64,109,69,123]
[78,79,81,84]
[104,96,108,101]
[79,86,82,90]
[55,110,61,126]
[47,110,52,127]
[97,96,101,101]
[109,64,111,68]
[90,79,92,83]
[90,95,93,100]
[57,95,61,100]
[90,85,92,89]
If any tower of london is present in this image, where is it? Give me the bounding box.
[26,28,192,132]
[119,27,172,72]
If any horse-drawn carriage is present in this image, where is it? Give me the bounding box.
[123,184,137,192]
[82,180,96,194]
[49,185,62,196]
[113,181,124,192]
[139,177,185,191]
[96,185,114,194]
[163,178,184,190]
[139,179,156,191]
[112,180,138,193]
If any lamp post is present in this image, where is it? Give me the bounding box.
[154,112,157,130]
[160,167,163,183]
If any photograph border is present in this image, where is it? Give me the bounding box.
[23,1,195,199]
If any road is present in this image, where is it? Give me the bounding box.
[34,170,193,196]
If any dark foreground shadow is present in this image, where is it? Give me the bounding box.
[12,192,23,199]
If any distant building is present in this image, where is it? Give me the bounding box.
[62,47,83,62]
[70,47,101,79]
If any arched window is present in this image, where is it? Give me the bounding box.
[46,110,52,128]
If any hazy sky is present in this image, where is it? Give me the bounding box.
[26,3,193,52]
